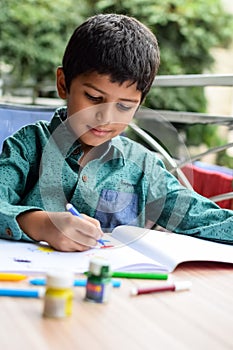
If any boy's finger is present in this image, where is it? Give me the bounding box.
[81,214,102,229]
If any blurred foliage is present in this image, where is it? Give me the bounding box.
[0,0,87,99]
[0,0,232,165]
[217,150,233,169]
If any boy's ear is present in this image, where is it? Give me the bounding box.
[56,67,67,99]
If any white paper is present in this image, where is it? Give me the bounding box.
[1,225,232,275]
[0,234,167,275]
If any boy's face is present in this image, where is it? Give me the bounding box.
[56,68,141,150]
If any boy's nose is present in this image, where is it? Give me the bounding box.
[95,111,104,122]
[95,104,113,124]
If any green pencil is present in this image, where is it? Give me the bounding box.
[111,271,168,280]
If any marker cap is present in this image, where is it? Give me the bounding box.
[130,287,139,296]
[174,281,192,291]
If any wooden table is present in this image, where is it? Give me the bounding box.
[0,262,233,350]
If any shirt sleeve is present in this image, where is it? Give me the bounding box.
[0,131,43,241]
[147,157,233,244]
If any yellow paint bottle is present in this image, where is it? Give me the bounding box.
[43,270,74,318]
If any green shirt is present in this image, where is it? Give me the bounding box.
[0,107,232,243]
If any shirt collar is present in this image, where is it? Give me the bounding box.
[50,107,81,157]
[50,106,126,164]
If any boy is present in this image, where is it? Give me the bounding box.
[0,14,232,252]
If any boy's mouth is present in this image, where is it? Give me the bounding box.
[87,126,112,137]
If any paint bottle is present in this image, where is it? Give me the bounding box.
[85,257,112,303]
[43,270,74,318]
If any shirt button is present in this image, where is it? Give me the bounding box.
[5,228,13,237]
[72,148,81,155]
[82,175,88,182]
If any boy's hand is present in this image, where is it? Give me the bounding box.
[17,211,103,252]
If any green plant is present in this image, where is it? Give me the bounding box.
[0,0,87,102]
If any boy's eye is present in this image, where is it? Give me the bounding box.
[85,92,102,103]
[116,102,132,112]
[85,92,135,112]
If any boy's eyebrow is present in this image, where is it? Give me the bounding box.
[83,83,140,103]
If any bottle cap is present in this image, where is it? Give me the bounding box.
[89,257,111,276]
[46,270,74,288]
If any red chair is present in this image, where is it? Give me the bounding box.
[182,162,233,209]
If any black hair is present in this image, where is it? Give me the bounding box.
[62,13,160,102]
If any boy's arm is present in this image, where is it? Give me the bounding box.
[149,166,233,244]
[0,133,102,250]
[0,133,41,242]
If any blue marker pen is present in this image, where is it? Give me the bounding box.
[0,288,45,298]
[66,203,82,218]
[29,278,121,288]
[66,203,105,246]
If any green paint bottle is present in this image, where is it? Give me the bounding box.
[85,257,112,303]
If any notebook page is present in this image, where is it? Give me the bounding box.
[112,225,233,272]
[0,237,168,274]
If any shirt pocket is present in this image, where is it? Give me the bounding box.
[95,189,138,231]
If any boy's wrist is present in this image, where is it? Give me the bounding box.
[17,210,48,241]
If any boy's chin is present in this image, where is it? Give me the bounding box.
[79,138,109,149]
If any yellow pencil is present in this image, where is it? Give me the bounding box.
[0,273,27,281]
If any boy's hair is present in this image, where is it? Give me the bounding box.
[62,13,160,102]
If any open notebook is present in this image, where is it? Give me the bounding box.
[0,225,232,274]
